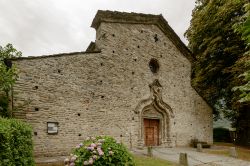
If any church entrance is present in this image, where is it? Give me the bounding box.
[136,79,174,148]
[144,119,159,146]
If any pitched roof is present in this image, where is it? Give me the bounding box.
[91,10,195,62]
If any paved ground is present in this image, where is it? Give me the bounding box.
[133,147,250,166]
[35,147,250,166]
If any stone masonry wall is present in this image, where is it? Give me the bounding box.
[13,22,213,157]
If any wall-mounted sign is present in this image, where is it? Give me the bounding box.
[47,122,58,134]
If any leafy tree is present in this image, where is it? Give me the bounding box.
[0,44,21,117]
[185,0,250,145]
[185,0,247,115]
[230,2,250,146]
[232,2,250,103]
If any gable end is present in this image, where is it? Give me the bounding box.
[91,10,195,63]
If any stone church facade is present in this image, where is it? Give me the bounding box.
[12,10,213,157]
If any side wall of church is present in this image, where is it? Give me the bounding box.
[13,22,212,157]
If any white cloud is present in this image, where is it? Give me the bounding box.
[0,0,195,56]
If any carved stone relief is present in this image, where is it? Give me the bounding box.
[134,79,174,148]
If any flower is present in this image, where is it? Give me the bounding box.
[93,155,98,160]
[97,148,104,156]
[76,145,80,149]
[99,151,104,156]
[109,151,114,155]
[87,146,94,151]
[79,143,83,147]
[89,158,94,165]
[83,161,89,165]
[90,143,96,148]
[64,158,69,164]
[70,156,77,162]
[97,147,102,152]
[69,163,75,166]
[98,139,105,143]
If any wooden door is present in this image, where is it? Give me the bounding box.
[144,119,159,146]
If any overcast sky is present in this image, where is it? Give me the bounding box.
[0,0,196,57]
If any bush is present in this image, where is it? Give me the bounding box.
[65,136,135,166]
[0,118,34,166]
[0,95,10,117]
[213,127,231,142]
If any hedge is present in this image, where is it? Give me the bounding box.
[213,127,231,143]
[0,118,34,166]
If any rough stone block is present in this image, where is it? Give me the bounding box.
[179,153,188,166]
[197,143,202,152]
[229,147,237,158]
[147,146,153,157]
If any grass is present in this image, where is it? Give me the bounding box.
[37,162,63,166]
[37,155,175,166]
[204,142,250,161]
[134,155,176,166]
[37,162,64,166]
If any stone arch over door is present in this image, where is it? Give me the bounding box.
[134,79,174,148]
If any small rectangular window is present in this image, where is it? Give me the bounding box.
[47,122,58,134]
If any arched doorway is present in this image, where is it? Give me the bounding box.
[134,79,174,147]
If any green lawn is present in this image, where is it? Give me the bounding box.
[134,155,175,166]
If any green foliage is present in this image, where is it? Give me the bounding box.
[0,63,18,95]
[0,95,10,117]
[232,71,250,102]
[65,136,135,166]
[213,127,232,142]
[0,43,21,94]
[232,2,250,103]
[0,44,22,60]
[0,43,21,117]
[186,0,250,145]
[0,118,34,166]
[185,0,248,115]
[234,2,250,44]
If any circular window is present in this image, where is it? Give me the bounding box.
[149,59,159,73]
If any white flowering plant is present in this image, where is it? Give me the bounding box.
[65,136,135,166]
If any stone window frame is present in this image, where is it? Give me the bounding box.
[47,122,59,135]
